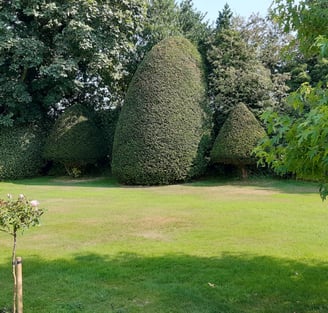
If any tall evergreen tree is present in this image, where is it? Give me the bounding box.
[207,5,275,134]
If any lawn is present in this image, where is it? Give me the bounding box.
[0,176,328,313]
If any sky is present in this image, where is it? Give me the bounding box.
[178,0,275,23]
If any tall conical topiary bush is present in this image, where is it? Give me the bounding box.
[43,104,106,176]
[112,36,211,185]
[210,103,266,178]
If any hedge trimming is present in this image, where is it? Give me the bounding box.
[0,124,46,180]
[43,104,106,174]
[210,103,266,167]
[112,36,211,185]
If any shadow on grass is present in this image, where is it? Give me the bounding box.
[8,175,320,195]
[0,252,327,313]
[186,175,320,194]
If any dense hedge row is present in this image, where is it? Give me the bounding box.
[0,36,268,182]
[112,36,212,185]
[43,104,107,175]
[210,103,266,168]
[0,124,46,180]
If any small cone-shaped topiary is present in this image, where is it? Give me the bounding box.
[43,104,106,176]
[0,124,46,180]
[112,36,211,185]
[210,103,266,178]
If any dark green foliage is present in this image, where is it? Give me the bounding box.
[112,36,211,185]
[140,0,210,60]
[207,6,280,135]
[0,0,146,126]
[210,103,266,173]
[43,104,106,176]
[96,107,121,162]
[0,124,46,180]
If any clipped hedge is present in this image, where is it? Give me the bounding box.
[96,106,121,162]
[210,103,266,177]
[43,104,106,175]
[0,124,46,180]
[112,36,211,185]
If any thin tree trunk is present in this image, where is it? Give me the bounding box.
[12,232,17,313]
[241,166,248,179]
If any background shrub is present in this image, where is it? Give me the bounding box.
[112,36,212,185]
[0,124,46,180]
[210,103,266,178]
[96,107,121,164]
[43,104,106,176]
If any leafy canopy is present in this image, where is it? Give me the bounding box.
[0,0,146,126]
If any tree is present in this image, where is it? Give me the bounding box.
[255,0,328,199]
[211,103,266,178]
[215,3,233,31]
[0,0,146,126]
[112,37,212,185]
[141,0,180,52]
[0,194,45,313]
[140,0,210,57]
[207,7,276,134]
[177,0,211,52]
[272,0,328,56]
[43,104,107,177]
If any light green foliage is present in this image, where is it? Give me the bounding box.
[112,37,211,185]
[272,0,328,56]
[0,0,146,126]
[0,194,45,313]
[0,194,44,236]
[211,103,266,169]
[0,125,45,180]
[256,0,328,201]
[43,104,106,176]
[255,83,328,181]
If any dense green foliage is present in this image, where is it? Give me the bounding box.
[255,0,328,198]
[0,0,146,126]
[206,7,279,134]
[211,103,266,176]
[141,0,210,57]
[96,107,121,162]
[0,125,45,180]
[43,104,106,176]
[255,83,328,180]
[272,0,328,56]
[112,37,211,185]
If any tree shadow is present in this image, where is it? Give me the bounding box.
[0,252,327,313]
[186,175,320,195]
[8,174,320,195]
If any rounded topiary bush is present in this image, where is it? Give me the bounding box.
[0,124,46,180]
[210,103,266,178]
[111,36,211,185]
[43,104,106,176]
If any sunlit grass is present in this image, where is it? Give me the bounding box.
[0,176,327,312]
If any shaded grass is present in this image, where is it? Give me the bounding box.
[0,176,327,312]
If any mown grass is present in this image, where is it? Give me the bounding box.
[0,176,328,312]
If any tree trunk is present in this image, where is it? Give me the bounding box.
[241,166,248,179]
